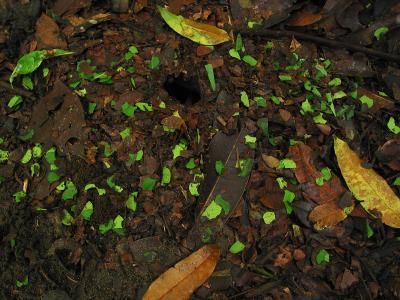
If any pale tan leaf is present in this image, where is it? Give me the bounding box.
[334,137,400,228]
[143,244,220,300]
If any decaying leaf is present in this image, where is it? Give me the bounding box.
[289,143,346,204]
[309,201,348,230]
[158,6,230,45]
[143,244,220,300]
[334,137,400,228]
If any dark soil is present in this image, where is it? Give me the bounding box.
[1,1,400,299]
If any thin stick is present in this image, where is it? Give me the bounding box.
[0,81,34,98]
[242,28,400,63]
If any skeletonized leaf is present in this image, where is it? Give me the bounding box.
[334,137,400,228]
[143,244,220,300]
[158,6,230,45]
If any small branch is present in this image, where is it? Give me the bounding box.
[242,28,400,63]
[0,81,35,98]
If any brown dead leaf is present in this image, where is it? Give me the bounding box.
[35,14,67,49]
[357,87,395,113]
[289,144,345,204]
[161,115,187,131]
[309,201,349,230]
[288,11,323,27]
[334,137,400,228]
[143,244,220,300]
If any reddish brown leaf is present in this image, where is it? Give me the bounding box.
[308,201,349,230]
[35,14,67,49]
[143,245,220,300]
[288,11,323,27]
[357,87,395,113]
[289,144,345,204]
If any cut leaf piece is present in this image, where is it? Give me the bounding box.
[334,137,400,228]
[143,244,220,300]
[158,6,230,45]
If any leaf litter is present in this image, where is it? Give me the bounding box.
[1,1,400,299]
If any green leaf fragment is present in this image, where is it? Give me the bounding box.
[328,77,341,87]
[62,209,74,226]
[263,211,276,224]
[81,201,93,220]
[62,181,78,200]
[189,182,200,196]
[88,102,97,114]
[8,95,23,108]
[121,102,136,117]
[120,127,131,140]
[161,167,171,186]
[240,91,250,108]
[229,48,241,60]
[32,144,42,158]
[283,189,296,214]
[13,191,26,203]
[393,177,400,186]
[22,76,34,90]
[313,113,327,124]
[242,55,257,66]
[270,95,281,105]
[113,215,124,235]
[276,177,287,189]
[99,219,114,234]
[172,140,187,159]
[367,223,374,238]
[214,194,230,215]
[244,135,257,148]
[149,55,160,69]
[215,160,224,175]
[254,96,266,107]
[359,95,374,109]
[141,177,157,191]
[257,118,269,136]
[387,117,400,134]
[47,171,60,183]
[21,149,32,164]
[316,249,330,264]
[107,176,123,193]
[205,63,216,91]
[16,275,29,288]
[374,26,389,40]
[185,158,197,170]
[238,158,252,177]
[126,191,138,211]
[229,240,245,254]
[202,200,222,220]
[279,74,292,81]
[278,159,296,169]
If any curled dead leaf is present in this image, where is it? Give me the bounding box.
[143,244,220,300]
[334,137,400,228]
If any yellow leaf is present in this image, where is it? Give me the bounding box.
[334,137,400,228]
[158,6,230,45]
[143,244,220,300]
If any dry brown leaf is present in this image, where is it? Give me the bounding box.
[161,115,187,130]
[309,201,349,230]
[289,144,345,204]
[35,14,67,49]
[143,244,220,300]
[288,11,323,27]
[334,137,400,228]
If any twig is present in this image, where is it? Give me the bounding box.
[242,28,400,63]
[0,81,35,98]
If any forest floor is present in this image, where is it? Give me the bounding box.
[1,0,400,299]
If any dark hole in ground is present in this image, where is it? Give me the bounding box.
[163,74,201,104]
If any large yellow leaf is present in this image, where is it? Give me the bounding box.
[142,244,220,300]
[158,6,230,45]
[334,137,400,228]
